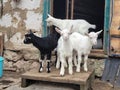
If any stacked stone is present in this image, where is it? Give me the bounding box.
[3,48,40,73]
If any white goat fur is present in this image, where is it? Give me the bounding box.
[72,30,102,72]
[56,29,103,74]
[56,28,73,76]
[46,14,96,35]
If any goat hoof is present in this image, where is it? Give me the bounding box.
[47,71,51,73]
[60,72,64,76]
[39,70,42,73]
[84,69,88,72]
[56,65,60,69]
[69,71,73,75]
[60,74,64,77]
[39,68,43,72]
[46,68,51,73]
[76,69,80,72]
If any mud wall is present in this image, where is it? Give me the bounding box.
[0,0,43,50]
[0,0,44,72]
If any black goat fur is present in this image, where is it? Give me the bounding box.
[24,29,60,73]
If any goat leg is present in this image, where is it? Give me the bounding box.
[46,53,51,73]
[46,60,51,73]
[39,54,45,72]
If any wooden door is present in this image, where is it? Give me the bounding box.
[110,0,120,56]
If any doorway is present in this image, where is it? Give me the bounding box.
[53,0,105,49]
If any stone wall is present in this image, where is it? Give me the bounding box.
[0,0,43,49]
[0,0,43,72]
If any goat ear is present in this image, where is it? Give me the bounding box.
[69,25,73,34]
[96,30,103,35]
[48,14,52,18]
[55,27,62,35]
[85,33,89,37]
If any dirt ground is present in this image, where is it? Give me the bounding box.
[0,71,120,90]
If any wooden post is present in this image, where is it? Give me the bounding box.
[71,0,74,19]
[104,0,111,54]
[21,78,29,87]
[0,32,3,56]
[66,0,69,19]
[80,84,87,90]
[42,0,50,36]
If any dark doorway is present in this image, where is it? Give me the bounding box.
[53,0,67,19]
[73,0,105,39]
[53,0,105,49]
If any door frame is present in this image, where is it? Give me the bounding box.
[42,0,112,57]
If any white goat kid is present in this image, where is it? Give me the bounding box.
[72,30,103,72]
[55,27,73,76]
[46,14,96,35]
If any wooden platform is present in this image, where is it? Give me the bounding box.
[21,67,94,90]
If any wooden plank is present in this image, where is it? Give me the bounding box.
[21,67,95,90]
[71,0,74,19]
[22,69,93,85]
[91,49,105,54]
[0,32,3,56]
[109,0,120,56]
[110,0,120,35]
[66,0,69,19]
[89,49,107,59]
[21,78,28,87]
[50,0,53,15]
[110,37,120,54]
[110,16,120,35]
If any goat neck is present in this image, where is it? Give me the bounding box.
[52,18,64,29]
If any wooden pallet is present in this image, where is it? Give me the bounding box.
[21,67,94,90]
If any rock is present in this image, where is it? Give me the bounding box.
[86,59,105,77]
[23,61,32,71]
[4,41,14,50]
[3,59,17,71]
[8,61,13,68]
[22,49,40,60]
[13,60,25,69]
[87,59,95,71]
[4,59,9,68]
[4,50,22,62]
[4,68,17,72]
[94,59,105,77]
[13,60,32,72]
[30,61,39,70]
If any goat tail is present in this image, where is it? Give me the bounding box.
[90,24,96,29]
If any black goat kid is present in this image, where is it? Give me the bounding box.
[23,30,60,73]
